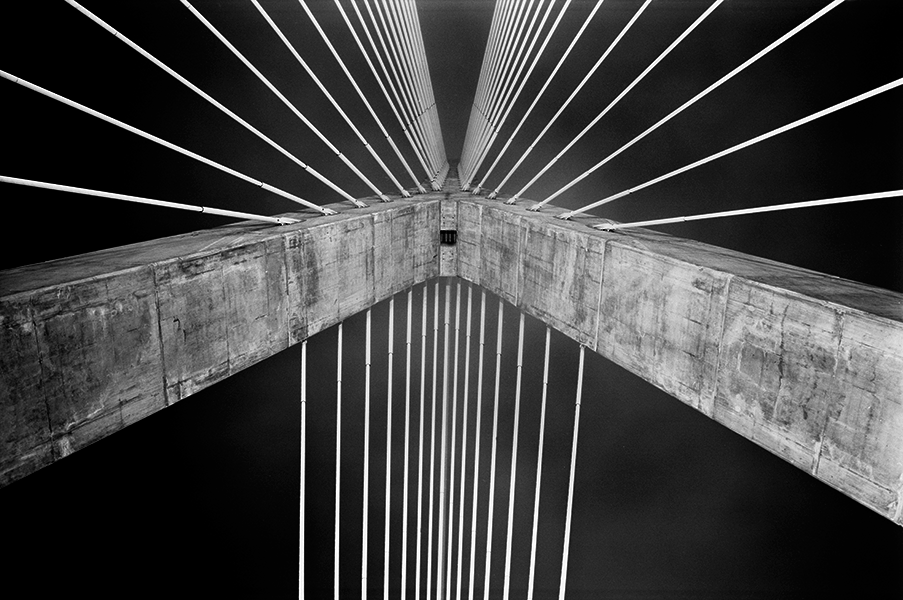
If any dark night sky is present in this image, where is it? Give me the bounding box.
[1,1,901,598]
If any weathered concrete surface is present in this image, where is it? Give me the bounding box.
[0,196,440,485]
[2,177,901,528]
[456,192,903,526]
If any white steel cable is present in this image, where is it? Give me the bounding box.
[558,346,585,600]
[63,0,360,208]
[335,322,344,600]
[180,0,392,202]
[460,0,507,177]
[470,0,524,151]
[334,0,434,188]
[363,308,373,600]
[401,0,446,163]
[595,190,903,231]
[400,0,448,171]
[358,0,442,185]
[560,76,903,218]
[402,291,414,600]
[462,0,526,185]
[505,0,654,203]
[454,286,474,600]
[526,328,551,600]
[370,0,437,172]
[462,0,519,180]
[464,0,541,188]
[395,0,447,173]
[507,0,725,203]
[300,340,308,600]
[384,299,396,600]
[250,0,409,199]
[483,0,605,199]
[438,281,452,599]
[416,285,429,600]
[466,0,542,171]
[539,0,847,212]
[0,176,300,225]
[482,299,505,600]
[467,291,488,600]
[466,0,562,193]
[445,283,463,600]
[501,312,526,600]
[396,0,447,175]
[297,0,423,194]
[0,70,335,215]
[427,281,440,600]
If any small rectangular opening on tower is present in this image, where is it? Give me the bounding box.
[440,229,457,245]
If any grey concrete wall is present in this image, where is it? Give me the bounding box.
[456,192,903,526]
[2,183,901,527]
[0,197,439,485]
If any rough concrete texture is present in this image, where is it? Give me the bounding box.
[0,197,439,485]
[455,193,903,526]
[2,182,901,527]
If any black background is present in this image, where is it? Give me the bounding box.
[1,1,901,597]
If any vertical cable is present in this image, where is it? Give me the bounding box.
[445,282,463,600]
[482,299,505,600]
[300,340,307,600]
[526,328,551,600]
[335,323,344,600]
[384,299,396,600]
[468,291,488,600]
[402,290,414,599]
[455,286,474,600]
[558,346,586,600]
[427,282,440,600]
[438,281,452,599]
[502,312,526,600]
[363,309,373,599]
[416,285,429,600]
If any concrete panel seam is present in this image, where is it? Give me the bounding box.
[515,218,527,307]
[592,238,608,354]
[150,266,170,408]
[812,309,845,476]
[31,308,56,462]
[706,272,734,418]
[220,262,231,378]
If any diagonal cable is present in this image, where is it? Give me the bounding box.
[64,0,360,208]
